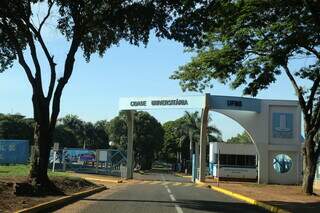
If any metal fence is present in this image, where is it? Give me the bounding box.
[48,148,127,177]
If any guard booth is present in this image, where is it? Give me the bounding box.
[119,94,303,184]
[209,142,257,180]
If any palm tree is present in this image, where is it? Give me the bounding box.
[173,122,188,171]
[183,111,222,172]
[183,111,200,166]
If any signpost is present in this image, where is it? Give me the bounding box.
[52,142,59,172]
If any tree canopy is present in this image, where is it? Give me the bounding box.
[1,0,209,184]
[57,114,109,149]
[107,111,164,170]
[227,131,252,144]
[161,111,222,168]
[0,113,34,143]
[170,0,320,194]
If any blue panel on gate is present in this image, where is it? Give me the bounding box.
[272,113,294,139]
[0,140,29,164]
[209,95,261,112]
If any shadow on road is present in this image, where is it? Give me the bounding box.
[133,170,191,183]
[266,200,320,213]
[82,198,268,213]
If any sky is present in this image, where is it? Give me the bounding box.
[0,6,313,141]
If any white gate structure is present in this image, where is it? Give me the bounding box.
[119,94,303,184]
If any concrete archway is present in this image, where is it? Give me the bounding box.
[119,94,302,184]
[212,109,264,183]
[208,95,302,184]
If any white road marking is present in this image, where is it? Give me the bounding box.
[169,194,176,201]
[161,174,184,213]
[174,204,184,213]
[168,194,183,213]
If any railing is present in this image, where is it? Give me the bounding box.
[48,148,127,177]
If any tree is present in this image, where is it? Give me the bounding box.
[0,113,34,143]
[93,120,109,149]
[183,111,200,164]
[161,112,222,172]
[60,115,85,147]
[107,111,164,170]
[134,112,164,170]
[182,111,221,167]
[0,0,200,186]
[53,125,78,148]
[162,121,180,163]
[170,0,320,194]
[107,114,128,150]
[59,115,109,149]
[227,131,252,144]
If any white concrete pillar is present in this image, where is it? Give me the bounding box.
[257,143,268,184]
[126,110,134,179]
[199,107,209,182]
[195,142,199,179]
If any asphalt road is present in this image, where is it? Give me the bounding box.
[55,172,268,213]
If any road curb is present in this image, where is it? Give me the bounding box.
[196,182,290,213]
[15,185,107,213]
[83,177,124,184]
[174,173,192,178]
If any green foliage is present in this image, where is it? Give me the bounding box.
[170,0,320,194]
[59,115,85,146]
[0,0,211,72]
[0,164,30,177]
[57,114,109,149]
[161,111,222,163]
[0,164,69,177]
[162,121,180,163]
[171,0,320,96]
[0,113,109,149]
[107,111,164,170]
[162,118,190,163]
[93,120,109,149]
[135,112,164,170]
[53,125,78,148]
[226,131,252,144]
[0,0,212,181]
[107,113,128,149]
[0,113,34,144]
[183,111,222,142]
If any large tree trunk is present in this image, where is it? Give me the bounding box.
[302,136,317,195]
[29,124,52,186]
[29,96,54,187]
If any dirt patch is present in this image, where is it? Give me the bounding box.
[207,179,320,213]
[0,176,98,213]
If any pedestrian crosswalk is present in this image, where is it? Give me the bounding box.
[136,180,199,188]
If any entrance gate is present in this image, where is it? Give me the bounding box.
[119,94,302,184]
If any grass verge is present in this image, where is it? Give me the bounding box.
[0,165,98,213]
[0,164,70,177]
